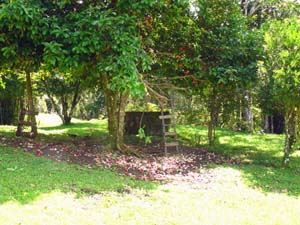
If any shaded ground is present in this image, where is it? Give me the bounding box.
[0,135,238,183]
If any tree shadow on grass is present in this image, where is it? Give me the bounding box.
[210,134,300,197]
[37,121,108,143]
[178,126,300,196]
[238,163,300,197]
[213,142,300,196]
[0,146,157,205]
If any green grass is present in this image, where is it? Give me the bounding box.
[0,146,155,205]
[0,114,109,143]
[177,124,300,196]
[1,115,300,224]
[177,124,295,166]
[1,165,300,225]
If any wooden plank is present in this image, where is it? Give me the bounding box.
[164,132,176,136]
[159,115,174,119]
[165,142,179,147]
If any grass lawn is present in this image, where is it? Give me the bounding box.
[0,114,300,225]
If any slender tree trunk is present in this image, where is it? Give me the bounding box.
[68,80,81,122]
[263,114,270,133]
[236,92,242,130]
[208,88,220,145]
[25,71,38,137]
[61,96,70,125]
[208,113,214,145]
[41,79,81,125]
[41,79,64,121]
[242,90,253,132]
[270,115,274,133]
[283,108,297,167]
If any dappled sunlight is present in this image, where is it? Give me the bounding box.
[36,113,62,127]
[177,124,286,165]
[0,191,105,225]
[0,125,16,137]
[1,117,300,224]
[0,146,156,205]
[3,166,299,225]
[240,164,300,197]
[37,115,108,139]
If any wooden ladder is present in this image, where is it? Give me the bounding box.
[159,94,179,155]
[16,101,38,138]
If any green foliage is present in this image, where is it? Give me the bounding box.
[0,1,46,70]
[241,0,300,28]
[0,72,24,100]
[0,72,24,124]
[145,1,201,85]
[39,2,154,96]
[137,127,152,144]
[259,17,300,164]
[76,89,105,120]
[262,18,300,108]
[195,0,261,87]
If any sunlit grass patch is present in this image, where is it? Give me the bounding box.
[0,125,16,137]
[0,146,156,204]
[177,125,287,165]
[1,165,300,225]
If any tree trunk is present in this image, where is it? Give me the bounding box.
[270,115,274,133]
[103,76,129,151]
[208,115,214,145]
[41,79,81,125]
[283,108,297,167]
[235,92,242,130]
[68,80,81,122]
[241,90,253,132]
[208,88,220,145]
[263,114,270,133]
[25,71,38,138]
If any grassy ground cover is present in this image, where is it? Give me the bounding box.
[0,114,300,224]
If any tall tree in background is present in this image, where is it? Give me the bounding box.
[261,18,300,166]
[38,72,82,125]
[0,1,46,137]
[241,0,300,134]
[194,0,260,143]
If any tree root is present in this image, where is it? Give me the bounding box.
[117,143,144,158]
